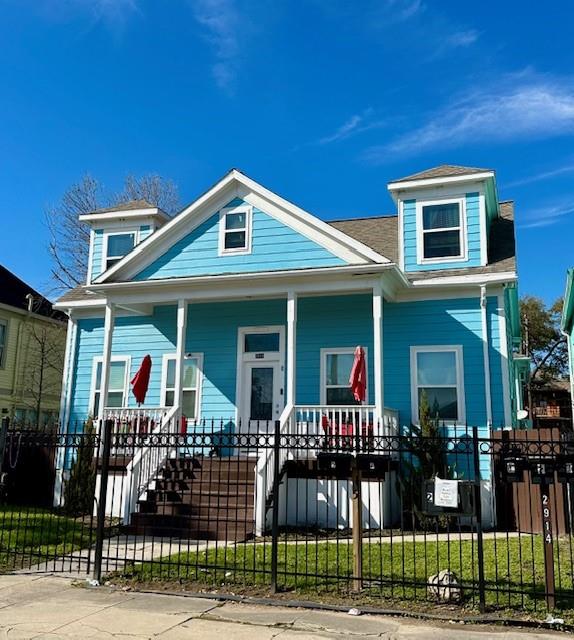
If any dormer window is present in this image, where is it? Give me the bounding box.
[219,205,252,255]
[104,232,136,270]
[416,197,466,263]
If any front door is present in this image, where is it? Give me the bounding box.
[238,327,285,439]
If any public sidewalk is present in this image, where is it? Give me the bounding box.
[0,573,567,639]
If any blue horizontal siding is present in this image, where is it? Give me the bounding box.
[89,230,104,282]
[134,198,345,280]
[404,193,482,272]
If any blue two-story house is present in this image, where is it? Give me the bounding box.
[55,164,522,537]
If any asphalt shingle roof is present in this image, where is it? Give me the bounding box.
[0,266,66,320]
[391,164,493,183]
[89,199,156,215]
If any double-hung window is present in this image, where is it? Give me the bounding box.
[219,206,252,255]
[162,354,203,419]
[91,356,130,418]
[418,199,465,262]
[0,319,7,368]
[321,348,366,405]
[105,232,136,270]
[411,346,465,424]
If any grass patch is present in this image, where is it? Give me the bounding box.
[117,535,574,620]
[0,505,94,572]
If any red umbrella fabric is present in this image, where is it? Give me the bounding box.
[131,355,152,405]
[349,346,367,403]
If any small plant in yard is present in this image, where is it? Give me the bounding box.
[64,417,96,516]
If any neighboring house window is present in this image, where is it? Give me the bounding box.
[0,319,6,368]
[104,232,136,270]
[219,206,252,255]
[320,348,366,405]
[417,198,465,262]
[91,356,130,418]
[410,346,465,424]
[162,354,203,419]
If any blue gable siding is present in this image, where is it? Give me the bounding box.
[90,229,104,282]
[134,198,346,280]
[403,193,482,272]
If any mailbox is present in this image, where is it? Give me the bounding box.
[501,456,527,483]
[356,455,389,477]
[530,459,555,485]
[317,453,352,476]
[421,479,475,516]
[556,457,574,484]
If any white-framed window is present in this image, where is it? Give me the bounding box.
[90,356,130,418]
[416,197,466,263]
[410,346,465,424]
[0,319,7,368]
[320,348,367,405]
[218,205,252,255]
[103,231,137,270]
[161,353,203,419]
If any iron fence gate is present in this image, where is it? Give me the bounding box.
[0,416,573,620]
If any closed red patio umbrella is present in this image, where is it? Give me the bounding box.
[349,346,367,403]
[131,355,152,405]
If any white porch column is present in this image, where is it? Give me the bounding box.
[174,299,188,416]
[372,282,384,421]
[286,291,298,407]
[100,302,116,416]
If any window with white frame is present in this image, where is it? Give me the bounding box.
[418,199,465,262]
[0,319,7,368]
[219,206,252,255]
[162,354,203,419]
[411,346,465,423]
[321,348,365,405]
[104,232,136,270]
[91,356,130,418]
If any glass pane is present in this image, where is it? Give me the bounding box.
[250,367,273,420]
[422,203,459,230]
[166,359,176,389]
[423,230,461,258]
[182,390,197,418]
[106,258,121,270]
[224,231,246,249]
[417,351,457,386]
[183,358,198,389]
[107,391,123,408]
[95,362,102,391]
[418,387,458,420]
[93,392,100,417]
[225,212,246,230]
[326,353,354,386]
[0,323,5,346]
[165,390,175,407]
[245,333,280,353]
[109,361,126,391]
[107,233,135,258]
[326,387,358,406]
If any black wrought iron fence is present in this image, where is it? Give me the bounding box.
[0,416,573,621]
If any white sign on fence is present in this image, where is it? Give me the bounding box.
[434,478,458,508]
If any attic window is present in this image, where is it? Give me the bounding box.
[105,232,136,270]
[417,198,466,263]
[219,206,252,255]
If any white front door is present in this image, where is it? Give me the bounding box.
[237,326,285,436]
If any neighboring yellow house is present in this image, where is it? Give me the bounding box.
[0,266,67,425]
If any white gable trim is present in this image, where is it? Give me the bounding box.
[95,170,390,284]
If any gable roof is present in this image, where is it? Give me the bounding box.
[391,164,493,183]
[0,266,66,321]
[90,199,156,215]
[93,169,391,284]
[328,215,398,263]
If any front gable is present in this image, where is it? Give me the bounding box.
[135,198,346,280]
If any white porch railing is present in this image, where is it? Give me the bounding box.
[254,404,399,535]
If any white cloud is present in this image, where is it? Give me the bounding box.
[505,163,574,188]
[520,203,574,229]
[318,108,387,145]
[364,78,574,161]
[444,29,479,48]
[190,0,241,93]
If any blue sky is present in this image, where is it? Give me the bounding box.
[1,0,573,303]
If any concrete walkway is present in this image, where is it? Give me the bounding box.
[0,574,567,639]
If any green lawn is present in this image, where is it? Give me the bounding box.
[118,535,574,619]
[0,505,94,572]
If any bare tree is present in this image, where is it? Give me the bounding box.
[46,174,181,292]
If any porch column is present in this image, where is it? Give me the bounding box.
[174,299,188,416]
[372,282,384,421]
[286,291,297,407]
[100,302,116,416]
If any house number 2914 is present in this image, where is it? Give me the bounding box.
[542,493,552,545]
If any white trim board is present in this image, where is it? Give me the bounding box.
[388,172,495,195]
[94,169,391,284]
